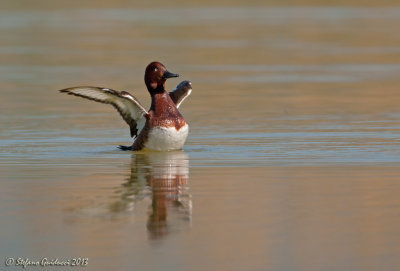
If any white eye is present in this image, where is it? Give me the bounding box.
[154,68,158,72]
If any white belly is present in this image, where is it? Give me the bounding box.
[144,124,189,151]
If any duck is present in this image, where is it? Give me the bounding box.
[59,61,192,151]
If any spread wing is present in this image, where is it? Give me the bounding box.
[59,86,148,137]
[169,80,192,108]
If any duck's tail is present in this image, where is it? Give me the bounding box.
[118,145,132,151]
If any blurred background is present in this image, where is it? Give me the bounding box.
[1,1,400,271]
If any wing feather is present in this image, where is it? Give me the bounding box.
[169,81,192,108]
[59,86,148,137]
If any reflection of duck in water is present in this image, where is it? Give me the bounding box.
[112,151,191,239]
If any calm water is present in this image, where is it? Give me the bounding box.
[1,2,400,271]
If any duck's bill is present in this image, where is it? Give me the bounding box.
[163,70,179,79]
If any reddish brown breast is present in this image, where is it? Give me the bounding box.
[149,92,186,130]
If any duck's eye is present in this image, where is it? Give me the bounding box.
[154,68,158,72]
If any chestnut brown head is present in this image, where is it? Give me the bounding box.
[144,62,179,93]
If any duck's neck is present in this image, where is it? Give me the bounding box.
[150,91,169,113]
[146,80,166,94]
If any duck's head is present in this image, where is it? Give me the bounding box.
[145,61,179,93]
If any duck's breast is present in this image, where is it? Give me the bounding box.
[144,124,189,151]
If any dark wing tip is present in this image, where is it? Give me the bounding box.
[176,80,192,91]
[58,88,70,93]
[58,86,87,94]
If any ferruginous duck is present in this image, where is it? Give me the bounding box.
[59,62,192,151]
